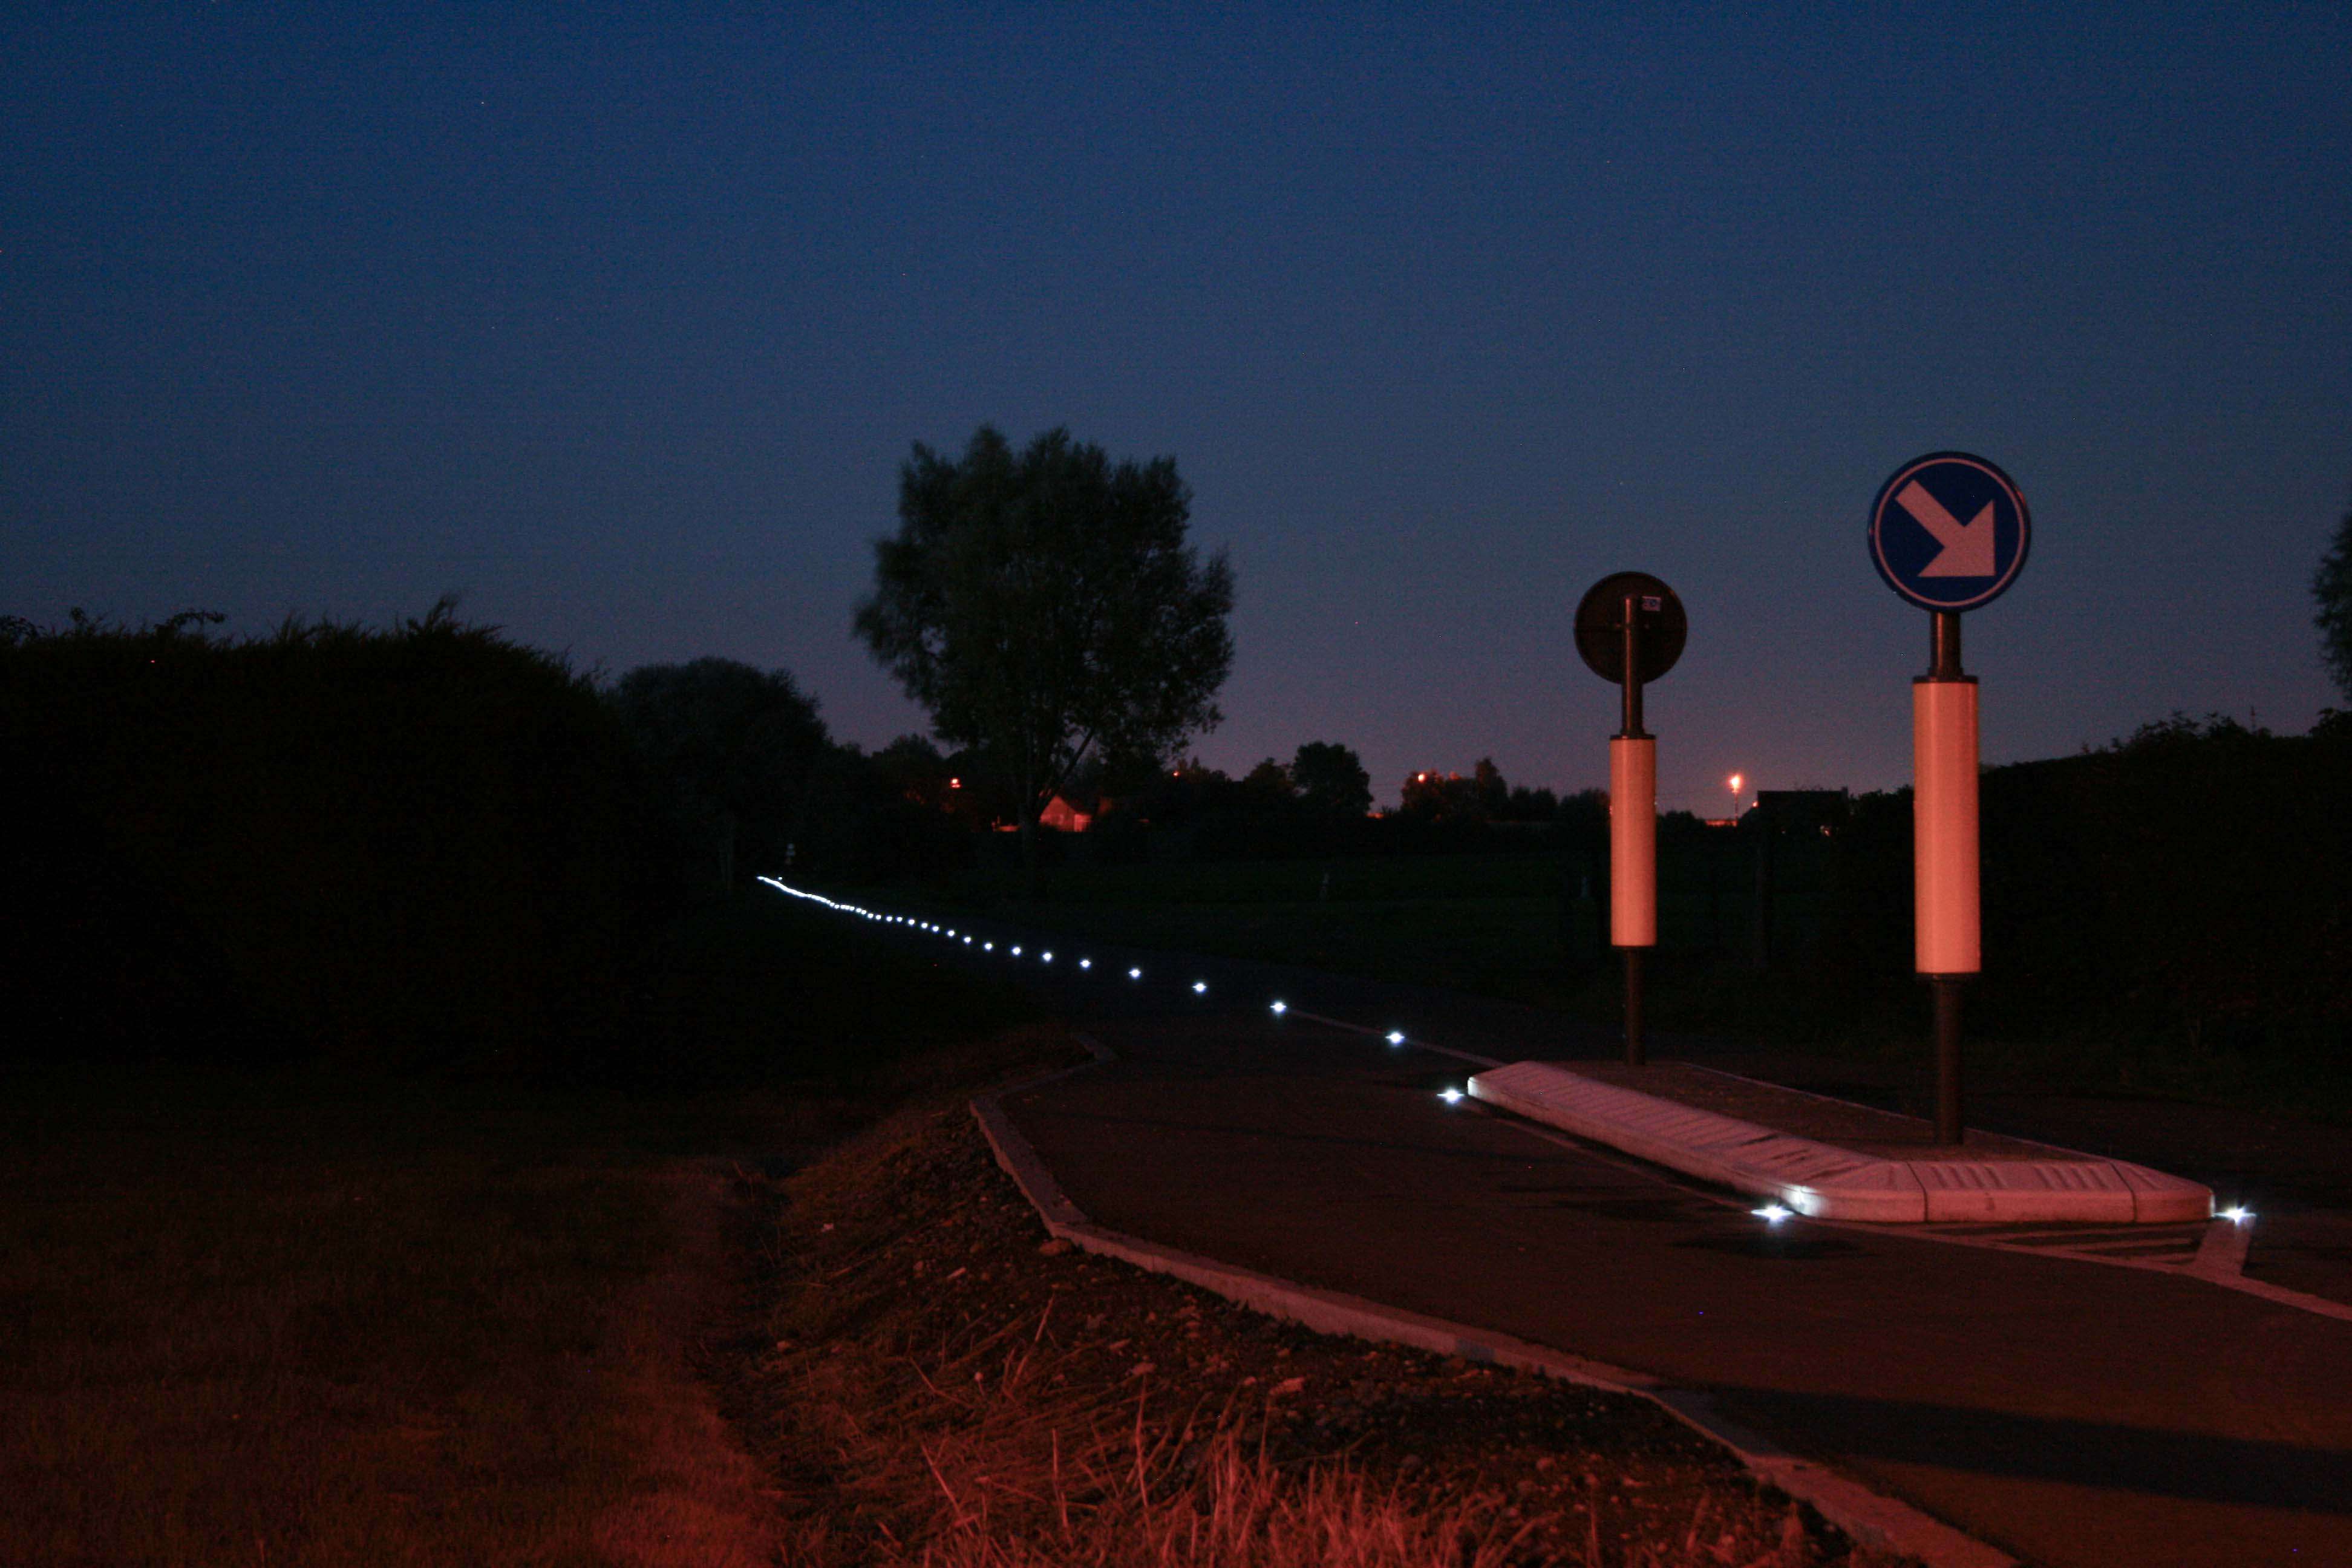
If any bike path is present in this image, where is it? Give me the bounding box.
[972,947,2352,1568]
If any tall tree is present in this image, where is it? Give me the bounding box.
[609,658,831,882]
[2316,501,2352,703]
[855,426,1235,880]
[1291,741,1371,818]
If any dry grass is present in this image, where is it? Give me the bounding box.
[866,1383,1826,1568]
[909,1405,1524,1568]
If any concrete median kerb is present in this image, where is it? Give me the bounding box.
[1468,1060,2212,1225]
[973,1038,2017,1568]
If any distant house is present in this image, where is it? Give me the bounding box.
[995,794,1097,833]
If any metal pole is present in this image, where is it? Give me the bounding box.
[1620,594,1645,738]
[1933,976,1964,1145]
[1927,607,1967,1144]
[1624,948,1645,1067]
[1620,592,1645,1065]
[1930,610,1962,681]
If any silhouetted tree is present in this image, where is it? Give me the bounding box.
[2316,500,2352,702]
[1472,756,1509,820]
[1400,769,1474,822]
[855,426,1234,885]
[609,658,831,882]
[869,734,954,809]
[1402,759,1515,824]
[1292,741,1371,818]
[1241,757,1297,800]
[1505,783,1560,821]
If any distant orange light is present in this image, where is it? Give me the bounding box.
[949,777,961,789]
[1728,774,1743,795]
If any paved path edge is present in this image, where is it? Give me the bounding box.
[972,1046,2017,1568]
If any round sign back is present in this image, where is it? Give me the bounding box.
[1868,452,2031,612]
[1574,572,1686,684]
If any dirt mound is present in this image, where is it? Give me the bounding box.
[737,1090,1913,1566]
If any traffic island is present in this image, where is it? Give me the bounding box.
[1467,1060,2212,1224]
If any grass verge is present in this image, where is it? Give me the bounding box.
[745,1099,1917,1567]
[0,1065,785,1567]
[0,892,1056,1568]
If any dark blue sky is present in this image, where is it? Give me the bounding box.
[8,4,2347,809]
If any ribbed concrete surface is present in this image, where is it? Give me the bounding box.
[1468,1060,2212,1222]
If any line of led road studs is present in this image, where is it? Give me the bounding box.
[756,879,2260,1232]
[760,874,1434,1062]
[756,878,1793,1220]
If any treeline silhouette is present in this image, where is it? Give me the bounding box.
[1550,713,2351,1078]
[964,750,1604,867]
[2,607,660,1073]
[1862,711,2352,1066]
[960,719,2352,1081]
[8,606,2344,1086]
[0,609,989,1081]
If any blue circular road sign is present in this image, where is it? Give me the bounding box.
[1868,452,2031,612]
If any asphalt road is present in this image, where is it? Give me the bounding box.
[842,903,2352,1567]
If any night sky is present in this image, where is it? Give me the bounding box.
[8,5,2347,811]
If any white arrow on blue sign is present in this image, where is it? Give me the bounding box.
[1868,452,2031,612]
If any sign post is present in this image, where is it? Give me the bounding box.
[1868,452,2031,1145]
[1574,572,1687,1067]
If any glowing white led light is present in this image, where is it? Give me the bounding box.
[1011,946,1022,956]
[1270,1001,1287,1015]
[1753,1204,1792,1224]
[962,935,973,944]
[1385,1030,1406,1046]
[982,942,993,951]
[1040,951,1053,963]
[1437,1088,1465,1105]
[1128,967,1143,980]
[1078,958,1092,970]
[2221,1205,2254,1224]
[1192,980,1209,995]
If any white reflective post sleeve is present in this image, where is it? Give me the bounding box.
[1610,736,1657,949]
[1913,678,1981,975]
